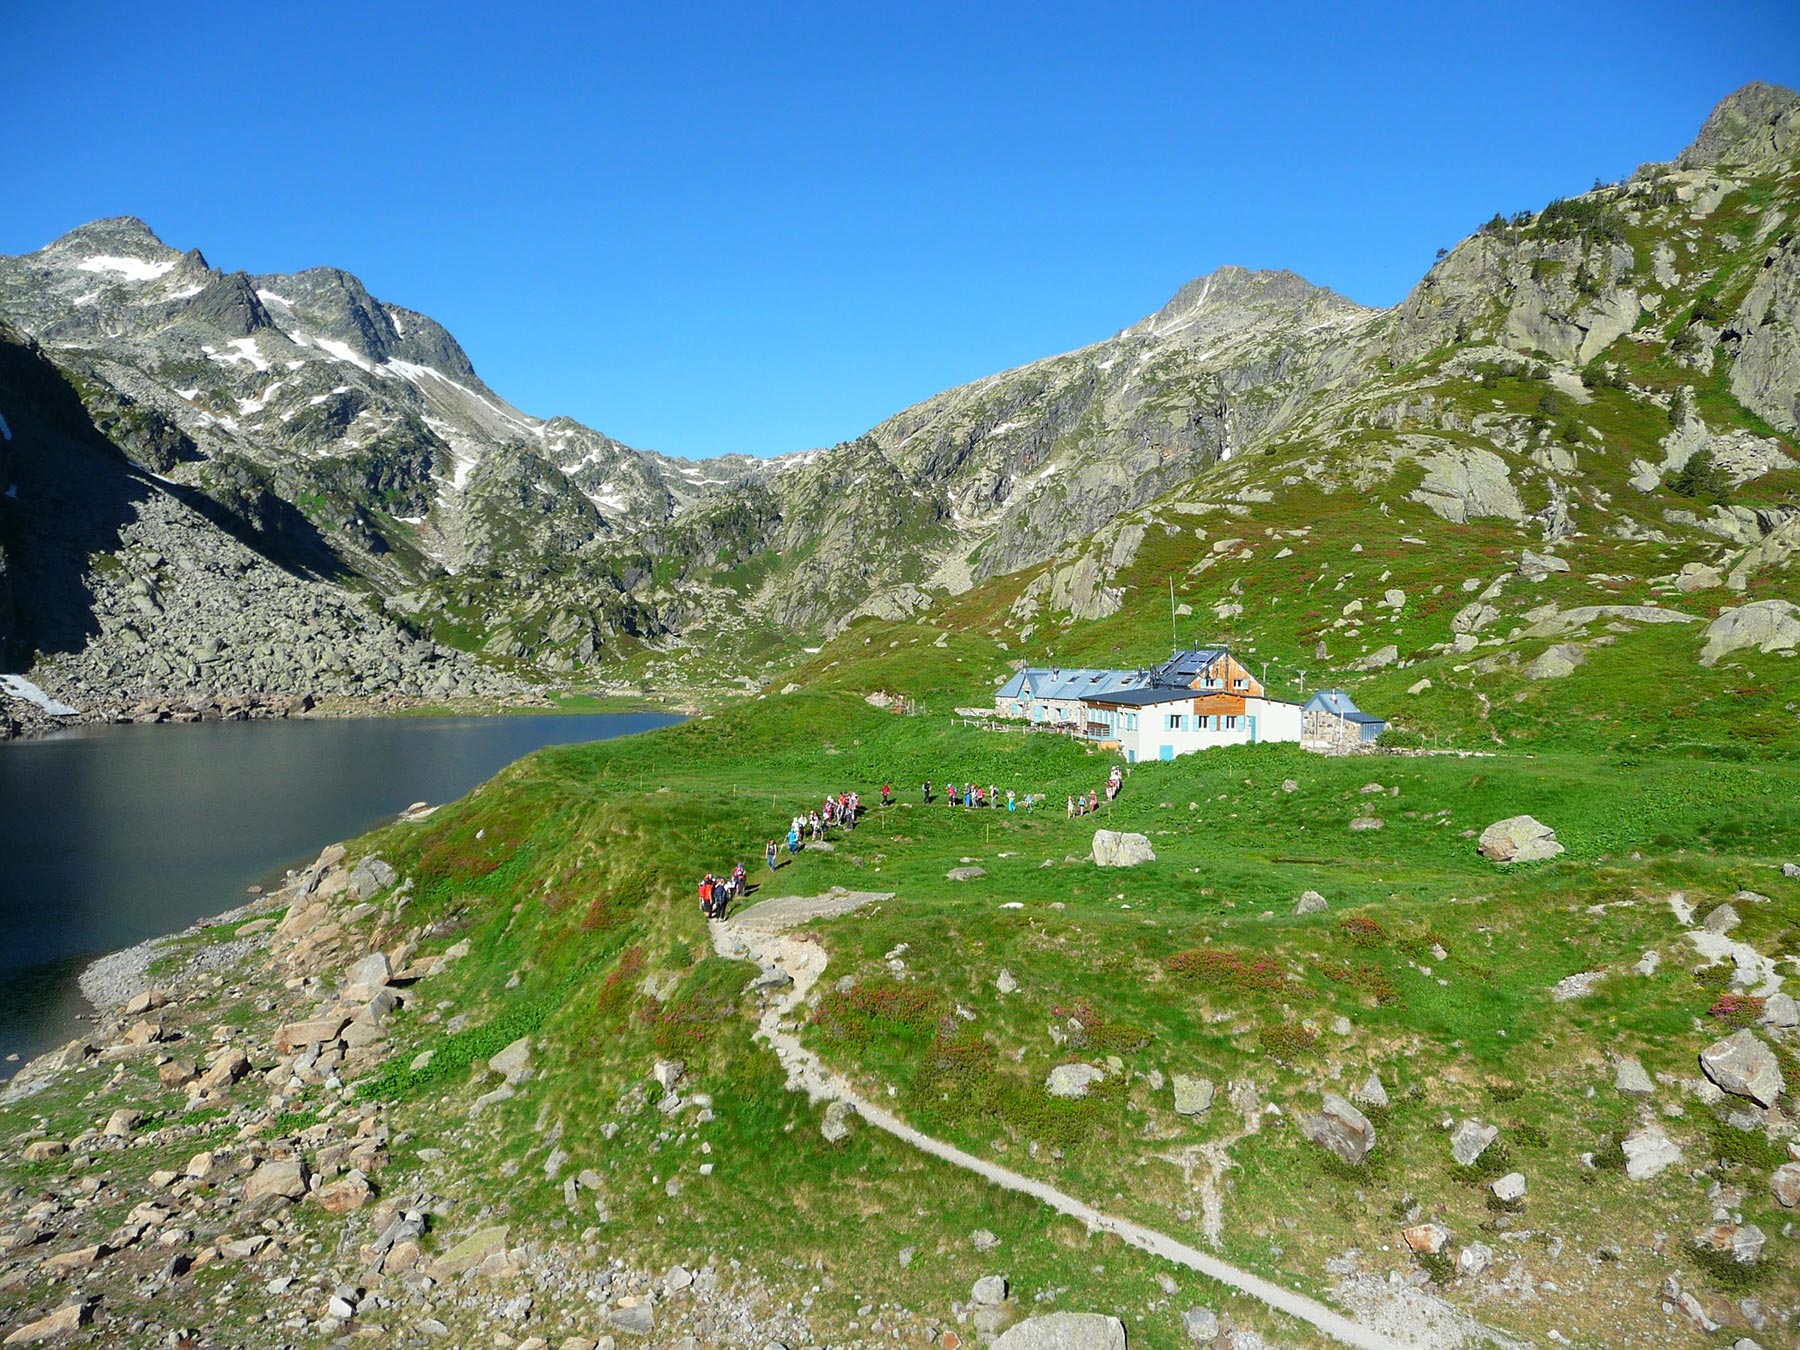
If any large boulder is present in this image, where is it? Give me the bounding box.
[1770,1161,1800,1208]
[489,1036,533,1084]
[971,1275,1009,1305]
[1171,1074,1215,1117]
[1402,1222,1450,1254]
[244,1157,308,1208]
[1622,1124,1683,1180]
[1523,644,1585,680]
[1613,1057,1655,1096]
[1703,903,1741,935]
[1046,1063,1105,1099]
[342,951,393,999]
[1182,1307,1219,1344]
[349,855,397,900]
[1477,816,1564,863]
[1301,1093,1376,1165]
[992,1312,1127,1350]
[1352,1071,1389,1110]
[1698,599,1800,666]
[820,1100,854,1144]
[1694,1220,1767,1265]
[1091,831,1155,868]
[426,1226,509,1280]
[607,1301,654,1336]
[1408,445,1526,524]
[274,1016,348,1054]
[1699,1028,1786,1107]
[1450,1119,1499,1167]
[1763,991,1799,1028]
[2,1300,92,1343]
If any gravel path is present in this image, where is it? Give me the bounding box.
[711,894,1520,1350]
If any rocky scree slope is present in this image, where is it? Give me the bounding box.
[0,316,517,714]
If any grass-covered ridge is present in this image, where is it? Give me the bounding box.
[248,682,1800,1347]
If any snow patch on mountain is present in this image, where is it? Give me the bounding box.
[204,337,271,372]
[77,255,175,282]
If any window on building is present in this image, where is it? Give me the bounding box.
[1166,713,1183,730]
[1225,715,1239,730]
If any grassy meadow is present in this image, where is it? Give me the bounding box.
[246,679,1800,1348]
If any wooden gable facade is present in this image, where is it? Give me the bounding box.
[1158,649,1263,699]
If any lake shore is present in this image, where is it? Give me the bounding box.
[76,892,281,1014]
[0,709,682,1074]
[0,685,692,742]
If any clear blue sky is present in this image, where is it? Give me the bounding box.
[7,1,1797,458]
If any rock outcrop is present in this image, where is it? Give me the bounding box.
[1699,1028,1786,1106]
[1698,599,1800,665]
[992,1312,1127,1350]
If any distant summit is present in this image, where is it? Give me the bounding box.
[1676,80,1800,169]
[1126,265,1369,342]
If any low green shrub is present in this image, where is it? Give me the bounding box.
[646,958,745,1055]
[1320,961,1400,1005]
[1258,1023,1319,1061]
[1450,1140,1513,1185]
[1050,1000,1152,1055]
[811,979,938,1050]
[1511,1122,1549,1149]
[1690,1243,1769,1293]
[1709,1120,1788,1171]
[1416,1250,1455,1286]
[1592,1131,1627,1173]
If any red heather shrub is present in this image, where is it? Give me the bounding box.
[1165,949,1288,992]
[1708,994,1765,1029]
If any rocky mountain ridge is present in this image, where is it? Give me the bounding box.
[1,82,1798,712]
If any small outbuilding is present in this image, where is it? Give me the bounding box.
[1303,689,1386,746]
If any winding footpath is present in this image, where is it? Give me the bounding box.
[712,890,1523,1350]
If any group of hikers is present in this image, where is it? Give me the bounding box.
[921,779,1038,811]
[696,863,746,920]
[698,766,1126,922]
[699,789,886,923]
[1068,765,1124,817]
[787,789,865,847]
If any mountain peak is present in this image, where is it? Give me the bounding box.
[43,216,172,258]
[1676,81,1800,170]
[1127,266,1366,342]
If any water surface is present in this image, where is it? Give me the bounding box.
[0,712,678,1072]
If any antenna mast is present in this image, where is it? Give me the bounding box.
[1169,577,1178,656]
